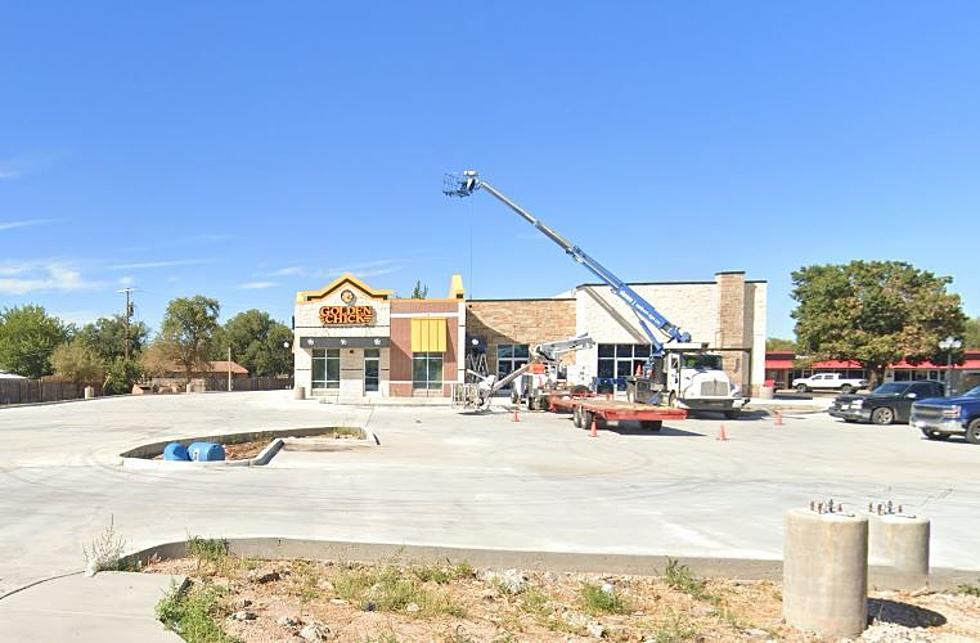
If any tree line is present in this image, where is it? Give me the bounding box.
[768,260,976,386]
[0,296,292,394]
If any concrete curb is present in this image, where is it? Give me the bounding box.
[118,426,377,469]
[117,537,978,592]
[0,395,121,410]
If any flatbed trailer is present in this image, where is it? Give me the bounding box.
[547,395,688,432]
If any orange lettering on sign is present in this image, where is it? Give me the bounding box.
[319,305,375,326]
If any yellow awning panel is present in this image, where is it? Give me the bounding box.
[410,318,447,353]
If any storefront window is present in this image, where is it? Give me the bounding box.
[598,344,647,381]
[413,352,443,389]
[496,344,529,390]
[312,349,340,389]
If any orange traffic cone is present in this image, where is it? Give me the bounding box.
[512,408,520,423]
[716,424,728,441]
[774,411,784,426]
[590,418,598,438]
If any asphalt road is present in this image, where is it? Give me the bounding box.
[1,392,977,595]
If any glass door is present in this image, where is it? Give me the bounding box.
[364,349,380,393]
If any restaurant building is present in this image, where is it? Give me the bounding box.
[293,273,466,400]
[294,270,767,400]
[765,350,980,393]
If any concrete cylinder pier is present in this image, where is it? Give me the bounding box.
[783,508,868,638]
[83,386,95,399]
[869,513,930,577]
[293,386,306,400]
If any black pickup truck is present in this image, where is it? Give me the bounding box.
[828,380,945,425]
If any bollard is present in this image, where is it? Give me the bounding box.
[716,424,728,441]
[83,386,95,400]
[784,508,868,638]
[512,408,520,423]
[185,383,194,394]
[869,512,930,579]
[293,385,306,400]
[774,411,784,426]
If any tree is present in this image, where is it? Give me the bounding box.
[215,310,293,376]
[103,358,142,395]
[792,261,966,385]
[766,337,797,352]
[50,340,104,383]
[411,280,428,299]
[159,296,220,381]
[0,305,71,378]
[965,317,980,349]
[140,340,175,379]
[77,315,150,363]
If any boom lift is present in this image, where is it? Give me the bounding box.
[453,333,595,410]
[444,170,747,417]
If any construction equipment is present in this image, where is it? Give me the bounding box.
[452,333,594,411]
[444,170,747,417]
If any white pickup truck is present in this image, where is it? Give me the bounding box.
[791,373,867,394]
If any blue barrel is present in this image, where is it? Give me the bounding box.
[163,442,190,461]
[187,441,226,462]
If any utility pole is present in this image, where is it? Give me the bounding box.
[227,346,232,392]
[118,288,135,361]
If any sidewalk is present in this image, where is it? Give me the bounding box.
[0,572,184,642]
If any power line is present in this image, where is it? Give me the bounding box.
[117,288,135,361]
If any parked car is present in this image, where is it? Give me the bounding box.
[909,385,980,444]
[828,380,945,425]
[792,372,868,394]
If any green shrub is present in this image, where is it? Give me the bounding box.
[580,582,630,615]
[156,582,238,643]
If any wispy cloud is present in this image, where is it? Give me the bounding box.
[270,266,304,277]
[238,281,278,290]
[0,151,65,181]
[118,276,134,286]
[109,259,208,270]
[0,218,56,232]
[353,266,401,278]
[321,258,402,279]
[0,261,102,294]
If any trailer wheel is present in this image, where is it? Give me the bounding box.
[641,420,663,432]
[573,405,583,428]
[724,410,739,420]
[595,415,608,429]
[582,410,594,431]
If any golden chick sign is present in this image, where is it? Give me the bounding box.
[319,305,375,326]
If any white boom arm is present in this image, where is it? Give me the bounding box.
[468,333,594,408]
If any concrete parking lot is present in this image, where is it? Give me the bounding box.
[0,391,977,596]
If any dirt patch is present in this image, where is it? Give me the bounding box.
[144,555,980,642]
[150,427,364,461]
[223,440,271,460]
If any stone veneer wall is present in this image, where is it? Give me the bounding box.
[465,299,578,374]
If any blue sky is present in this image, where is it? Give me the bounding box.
[2,2,978,338]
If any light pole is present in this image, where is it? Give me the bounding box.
[938,336,962,393]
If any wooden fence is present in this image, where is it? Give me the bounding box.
[0,375,292,406]
[200,376,294,392]
[0,379,102,406]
